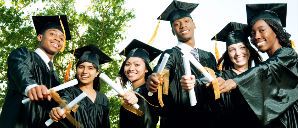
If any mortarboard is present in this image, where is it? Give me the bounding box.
[211,22,249,47]
[246,3,287,27]
[119,39,162,64]
[74,45,112,69]
[32,15,71,40]
[158,0,198,24]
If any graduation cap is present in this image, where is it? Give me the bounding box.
[119,39,162,63]
[211,22,249,47]
[158,0,198,24]
[119,39,162,76]
[246,3,287,27]
[73,45,112,69]
[32,15,71,40]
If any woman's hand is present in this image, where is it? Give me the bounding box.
[122,91,138,105]
[219,79,237,93]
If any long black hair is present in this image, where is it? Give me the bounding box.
[118,57,153,87]
[249,18,291,48]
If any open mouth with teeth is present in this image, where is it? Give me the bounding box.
[181,30,190,34]
[256,41,266,47]
[127,72,137,77]
[51,42,60,49]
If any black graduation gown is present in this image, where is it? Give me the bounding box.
[215,70,262,128]
[119,84,159,128]
[232,47,298,127]
[156,46,218,128]
[54,86,110,128]
[0,47,60,128]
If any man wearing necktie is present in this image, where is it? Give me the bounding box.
[146,1,219,128]
[0,15,71,128]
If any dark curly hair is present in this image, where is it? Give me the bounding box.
[249,18,291,48]
[217,41,262,70]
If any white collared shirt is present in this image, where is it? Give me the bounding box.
[35,48,53,70]
[24,48,54,96]
[177,42,195,52]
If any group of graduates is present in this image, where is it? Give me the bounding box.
[0,0,297,128]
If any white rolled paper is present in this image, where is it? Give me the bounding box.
[186,53,214,83]
[182,55,197,106]
[99,73,139,109]
[22,79,79,104]
[148,53,170,96]
[45,92,87,127]
[156,53,170,73]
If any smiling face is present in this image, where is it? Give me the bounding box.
[172,17,196,43]
[227,42,250,70]
[76,62,99,86]
[250,20,281,56]
[124,57,148,88]
[37,28,65,58]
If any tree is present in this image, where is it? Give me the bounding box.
[0,0,134,127]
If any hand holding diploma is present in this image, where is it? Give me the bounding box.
[45,92,87,127]
[183,52,220,99]
[99,73,139,109]
[182,55,197,106]
[148,53,170,96]
[22,79,78,104]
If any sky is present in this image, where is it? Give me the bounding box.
[120,0,298,60]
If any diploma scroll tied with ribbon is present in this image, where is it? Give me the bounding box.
[183,51,220,100]
[45,92,87,127]
[22,79,79,104]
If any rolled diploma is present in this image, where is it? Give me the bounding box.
[22,79,79,104]
[99,73,139,109]
[186,53,214,83]
[45,92,87,127]
[182,55,197,106]
[148,53,170,96]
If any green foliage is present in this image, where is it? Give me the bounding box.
[0,0,134,126]
[109,96,121,128]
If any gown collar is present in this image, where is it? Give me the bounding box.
[35,48,53,70]
[177,42,196,52]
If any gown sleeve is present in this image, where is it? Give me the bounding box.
[101,94,110,128]
[233,48,298,125]
[7,47,36,93]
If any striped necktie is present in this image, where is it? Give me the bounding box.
[190,48,200,62]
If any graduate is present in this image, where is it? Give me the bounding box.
[146,1,218,127]
[118,39,162,128]
[49,44,111,128]
[219,3,298,128]
[0,15,71,128]
[211,22,263,128]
